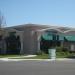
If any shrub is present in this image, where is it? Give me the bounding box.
[56,46,69,52]
[56,47,62,52]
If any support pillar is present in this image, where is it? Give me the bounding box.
[37,35,41,53]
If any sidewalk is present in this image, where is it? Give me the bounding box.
[0,58,75,61]
[7,55,37,58]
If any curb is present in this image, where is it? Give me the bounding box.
[0,58,75,61]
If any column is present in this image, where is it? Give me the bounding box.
[37,35,41,53]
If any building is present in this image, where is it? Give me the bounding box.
[0,24,75,54]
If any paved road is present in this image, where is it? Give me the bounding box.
[0,60,75,75]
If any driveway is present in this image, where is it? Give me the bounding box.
[0,60,75,75]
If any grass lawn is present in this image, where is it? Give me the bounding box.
[0,51,75,59]
[0,55,22,58]
[56,52,75,58]
[7,52,75,59]
[26,54,49,59]
[4,54,49,59]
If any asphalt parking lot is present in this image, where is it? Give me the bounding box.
[0,60,75,75]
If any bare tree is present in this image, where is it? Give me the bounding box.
[0,11,6,36]
[0,11,6,54]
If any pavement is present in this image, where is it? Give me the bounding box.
[0,60,75,75]
[0,55,75,75]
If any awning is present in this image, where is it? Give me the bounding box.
[42,33,64,41]
[59,35,64,41]
[65,35,75,41]
[42,33,53,40]
[42,33,75,42]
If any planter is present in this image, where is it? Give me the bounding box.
[48,48,56,59]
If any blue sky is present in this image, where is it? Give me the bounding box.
[0,0,75,27]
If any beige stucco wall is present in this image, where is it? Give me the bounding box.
[20,25,47,54]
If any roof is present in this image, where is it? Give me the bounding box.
[6,23,75,34]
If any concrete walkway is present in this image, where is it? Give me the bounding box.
[0,58,75,62]
[7,55,37,58]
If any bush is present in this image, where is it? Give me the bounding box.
[56,47,62,52]
[62,47,69,52]
[36,50,42,55]
[56,46,69,52]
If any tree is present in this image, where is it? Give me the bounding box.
[0,11,6,36]
[0,11,6,54]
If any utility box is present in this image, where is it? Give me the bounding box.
[48,49,56,59]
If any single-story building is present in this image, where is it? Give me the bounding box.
[0,24,75,54]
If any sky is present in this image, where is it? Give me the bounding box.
[0,0,75,27]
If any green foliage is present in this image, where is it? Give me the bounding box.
[56,46,75,58]
[56,46,69,52]
[56,47,62,52]
[36,51,42,55]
